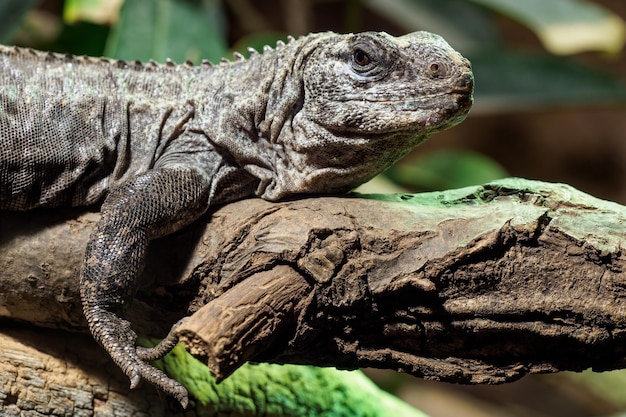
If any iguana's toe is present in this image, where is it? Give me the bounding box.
[135,360,189,408]
[136,317,188,361]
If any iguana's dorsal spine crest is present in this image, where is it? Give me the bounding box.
[0,36,295,73]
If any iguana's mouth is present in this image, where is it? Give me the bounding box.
[339,90,470,104]
[319,91,472,136]
[369,92,471,108]
[335,88,473,118]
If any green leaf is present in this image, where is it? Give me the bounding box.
[0,0,39,43]
[468,0,626,54]
[385,150,508,191]
[470,49,626,112]
[105,0,227,64]
[150,342,430,417]
[363,0,500,52]
[63,0,122,25]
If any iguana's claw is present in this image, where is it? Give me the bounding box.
[134,360,189,408]
[129,373,141,389]
[85,306,189,408]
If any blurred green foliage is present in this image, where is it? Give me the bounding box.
[105,0,227,63]
[385,149,508,191]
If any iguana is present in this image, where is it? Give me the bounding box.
[0,31,473,407]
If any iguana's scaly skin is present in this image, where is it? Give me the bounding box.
[0,31,473,407]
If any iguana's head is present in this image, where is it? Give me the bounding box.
[301,31,473,136]
[252,31,473,200]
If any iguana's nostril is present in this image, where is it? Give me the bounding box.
[457,73,474,90]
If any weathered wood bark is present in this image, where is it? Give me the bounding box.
[1,178,625,415]
[0,328,176,416]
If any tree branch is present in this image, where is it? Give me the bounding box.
[1,178,625,414]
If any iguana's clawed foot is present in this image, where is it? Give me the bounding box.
[85,307,189,408]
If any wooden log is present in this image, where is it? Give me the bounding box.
[1,178,625,415]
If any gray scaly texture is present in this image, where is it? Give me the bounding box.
[0,31,473,407]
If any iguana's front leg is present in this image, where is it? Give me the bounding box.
[80,167,210,408]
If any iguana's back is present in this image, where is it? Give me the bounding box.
[0,46,203,209]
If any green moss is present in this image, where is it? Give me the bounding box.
[150,343,428,417]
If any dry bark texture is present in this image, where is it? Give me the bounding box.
[0,328,174,416]
[0,178,625,415]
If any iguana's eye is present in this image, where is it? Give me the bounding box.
[346,39,391,81]
[353,49,371,66]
